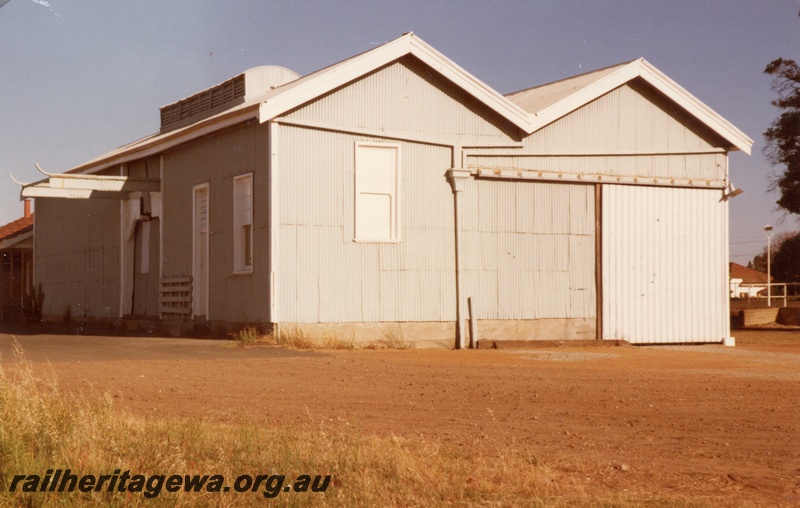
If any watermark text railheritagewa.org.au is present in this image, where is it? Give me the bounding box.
[8,469,331,499]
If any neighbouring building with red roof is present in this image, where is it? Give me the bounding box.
[0,200,33,321]
[729,262,772,298]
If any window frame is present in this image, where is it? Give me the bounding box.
[233,172,254,274]
[354,142,401,243]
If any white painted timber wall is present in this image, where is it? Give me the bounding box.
[602,185,729,343]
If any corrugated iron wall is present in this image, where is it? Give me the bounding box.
[132,218,160,316]
[275,55,527,325]
[276,124,455,323]
[161,122,271,323]
[286,55,519,145]
[34,197,121,319]
[527,82,723,152]
[471,82,727,184]
[601,185,728,343]
[460,179,596,320]
[276,123,597,325]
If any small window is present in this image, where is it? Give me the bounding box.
[233,173,253,273]
[355,143,400,242]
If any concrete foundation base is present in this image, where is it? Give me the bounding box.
[277,318,596,347]
[39,315,598,346]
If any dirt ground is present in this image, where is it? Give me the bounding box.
[2,330,799,506]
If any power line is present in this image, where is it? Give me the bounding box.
[730,240,768,245]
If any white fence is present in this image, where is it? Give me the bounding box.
[730,282,800,307]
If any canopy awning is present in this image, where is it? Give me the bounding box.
[13,165,160,200]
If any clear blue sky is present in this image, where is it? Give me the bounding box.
[0,0,798,264]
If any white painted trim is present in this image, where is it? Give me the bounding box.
[232,172,254,274]
[637,60,752,154]
[21,184,128,199]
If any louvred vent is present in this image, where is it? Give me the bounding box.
[159,74,246,133]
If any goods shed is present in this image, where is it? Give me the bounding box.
[21,33,751,345]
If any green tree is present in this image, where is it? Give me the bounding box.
[772,232,800,282]
[764,56,800,215]
[749,231,795,274]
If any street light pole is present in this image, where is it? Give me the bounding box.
[764,225,774,307]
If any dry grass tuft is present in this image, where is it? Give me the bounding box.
[364,331,414,350]
[233,326,414,351]
[231,326,264,344]
[275,326,318,350]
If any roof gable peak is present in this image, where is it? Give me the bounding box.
[507,57,752,154]
[258,32,535,133]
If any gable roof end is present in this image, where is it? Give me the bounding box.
[506,58,753,154]
[61,39,752,177]
[257,32,536,133]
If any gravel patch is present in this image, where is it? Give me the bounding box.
[502,350,621,362]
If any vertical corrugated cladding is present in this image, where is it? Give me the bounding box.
[286,55,517,146]
[275,55,524,325]
[34,197,121,319]
[602,185,726,343]
[459,167,596,321]
[277,123,455,324]
[525,82,724,154]
[511,82,728,182]
[161,122,270,323]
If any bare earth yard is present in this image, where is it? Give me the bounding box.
[1,330,799,506]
